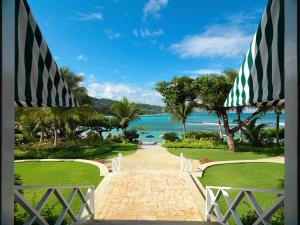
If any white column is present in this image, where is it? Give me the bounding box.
[284,0,298,224]
[1,0,15,224]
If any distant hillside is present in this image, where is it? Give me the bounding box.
[91,97,164,115]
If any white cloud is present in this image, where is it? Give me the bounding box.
[104,29,121,40]
[87,82,163,105]
[170,25,252,59]
[133,28,164,38]
[180,69,223,75]
[78,72,86,76]
[77,12,103,21]
[143,0,168,19]
[77,54,88,61]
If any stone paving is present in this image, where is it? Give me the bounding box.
[121,145,198,171]
[94,170,203,221]
[92,145,284,223]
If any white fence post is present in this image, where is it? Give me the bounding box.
[205,186,284,224]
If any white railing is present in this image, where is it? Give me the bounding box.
[112,153,122,172]
[180,152,193,173]
[206,186,284,225]
[14,185,94,225]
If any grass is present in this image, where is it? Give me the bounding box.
[199,163,284,224]
[168,146,282,161]
[15,140,138,160]
[14,161,103,224]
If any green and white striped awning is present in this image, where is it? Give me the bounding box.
[224,0,284,108]
[15,0,78,107]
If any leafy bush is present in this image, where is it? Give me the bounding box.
[162,139,227,149]
[110,134,123,143]
[14,140,137,159]
[85,132,101,142]
[185,131,220,141]
[123,129,139,143]
[162,132,180,142]
[260,128,285,145]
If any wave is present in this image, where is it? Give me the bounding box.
[186,121,285,127]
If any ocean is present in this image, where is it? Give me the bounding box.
[104,112,284,143]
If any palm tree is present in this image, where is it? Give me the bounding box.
[274,105,284,145]
[111,97,140,130]
[236,106,244,142]
[242,117,266,146]
[170,101,195,138]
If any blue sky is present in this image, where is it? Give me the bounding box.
[29,0,267,105]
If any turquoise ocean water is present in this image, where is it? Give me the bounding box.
[104,112,284,143]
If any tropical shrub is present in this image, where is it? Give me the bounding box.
[260,128,285,145]
[162,139,227,149]
[185,131,220,141]
[110,134,123,143]
[162,132,180,142]
[85,132,101,142]
[242,117,266,146]
[123,129,139,143]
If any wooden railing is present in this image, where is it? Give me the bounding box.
[14,185,94,225]
[112,153,122,172]
[180,152,193,173]
[206,186,284,225]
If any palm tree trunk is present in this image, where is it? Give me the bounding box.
[53,120,58,147]
[39,124,44,142]
[276,111,280,144]
[237,107,243,142]
[216,114,223,139]
[221,111,236,152]
[182,119,186,139]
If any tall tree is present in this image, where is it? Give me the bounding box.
[111,97,140,130]
[274,105,284,145]
[195,75,236,151]
[156,76,197,138]
[86,115,119,140]
[223,69,244,143]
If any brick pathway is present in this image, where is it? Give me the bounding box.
[121,145,198,171]
[94,170,203,221]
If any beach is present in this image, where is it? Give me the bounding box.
[104,112,284,143]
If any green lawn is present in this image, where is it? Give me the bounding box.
[168,148,281,161]
[199,163,284,224]
[15,141,138,160]
[14,161,103,224]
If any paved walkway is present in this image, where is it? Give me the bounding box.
[94,145,204,221]
[93,145,284,223]
[121,145,197,171]
[94,171,203,221]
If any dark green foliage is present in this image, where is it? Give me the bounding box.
[162,132,180,142]
[242,117,267,146]
[260,128,285,145]
[163,139,227,149]
[185,131,220,141]
[85,132,101,142]
[156,76,198,136]
[109,134,123,143]
[111,97,140,130]
[86,115,119,139]
[123,129,139,143]
[15,140,137,160]
[91,97,163,115]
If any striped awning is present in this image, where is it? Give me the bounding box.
[224,0,284,108]
[15,0,78,107]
